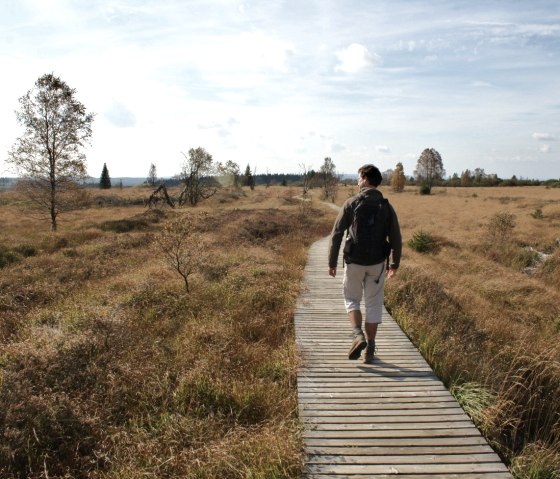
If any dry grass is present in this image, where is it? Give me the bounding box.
[3,183,558,478]
[0,185,332,478]
[334,185,560,478]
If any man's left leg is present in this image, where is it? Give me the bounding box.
[363,262,385,363]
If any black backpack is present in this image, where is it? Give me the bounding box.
[343,193,392,266]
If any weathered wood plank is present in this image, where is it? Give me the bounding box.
[303,428,484,439]
[306,453,503,464]
[303,437,491,447]
[304,421,477,431]
[300,405,465,413]
[304,474,513,479]
[305,444,495,455]
[304,463,510,475]
[301,414,473,424]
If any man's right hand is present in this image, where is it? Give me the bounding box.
[329,267,337,277]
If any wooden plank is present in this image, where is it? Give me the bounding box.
[300,396,458,405]
[305,474,513,479]
[302,414,473,424]
[304,422,477,431]
[303,429,484,439]
[300,405,466,413]
[305,463,510,475]
[305,444,496,455]
[303,437,491,447]
[306,453,503,464]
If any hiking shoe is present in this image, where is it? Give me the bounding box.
[348,334,367,360]
[363,344,376,364]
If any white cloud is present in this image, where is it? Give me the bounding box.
[376,145,390,153]
[471,81,493,88]
[334,43,381,73]
[532,132,555,141]
[540,144,551,153]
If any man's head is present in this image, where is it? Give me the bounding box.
[358,164,382,187]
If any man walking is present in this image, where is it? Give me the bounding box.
[328,164,402,363]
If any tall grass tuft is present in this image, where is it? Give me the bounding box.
[510,442,560,479]
[450,381,497,426]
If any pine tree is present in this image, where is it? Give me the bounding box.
[244,164,255,190]
[100,163,111,189]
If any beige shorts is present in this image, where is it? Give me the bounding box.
[342,261,385,324]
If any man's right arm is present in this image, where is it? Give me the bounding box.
[328,202,351,269]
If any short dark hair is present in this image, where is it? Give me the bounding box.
[358,164,382,187]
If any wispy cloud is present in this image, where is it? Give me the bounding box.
[470,81,493,88]
[532,132,556,141]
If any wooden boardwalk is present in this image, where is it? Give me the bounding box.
[295,237,512,478]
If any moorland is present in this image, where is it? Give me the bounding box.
[1,183,559,478]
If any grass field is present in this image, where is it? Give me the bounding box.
[0,185,332,478]
[1,183,559,478]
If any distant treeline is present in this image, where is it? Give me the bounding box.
[162,173,327,188]
[3,174,560,190]
[418,176,560,188]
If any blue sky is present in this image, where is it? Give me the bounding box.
[1,0,559,179]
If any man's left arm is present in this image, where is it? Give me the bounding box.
[388,205,402,275]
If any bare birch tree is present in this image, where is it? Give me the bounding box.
[7,73,94,231]
[319,157,338,202]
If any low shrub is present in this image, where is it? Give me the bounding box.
[100,210,165,233]
[419,184,431,195]
[486,212,516,242]
[0,244,20,268]
[408,230,439,253]
[14,244,37,257]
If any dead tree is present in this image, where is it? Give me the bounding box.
[147,184,175,209]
